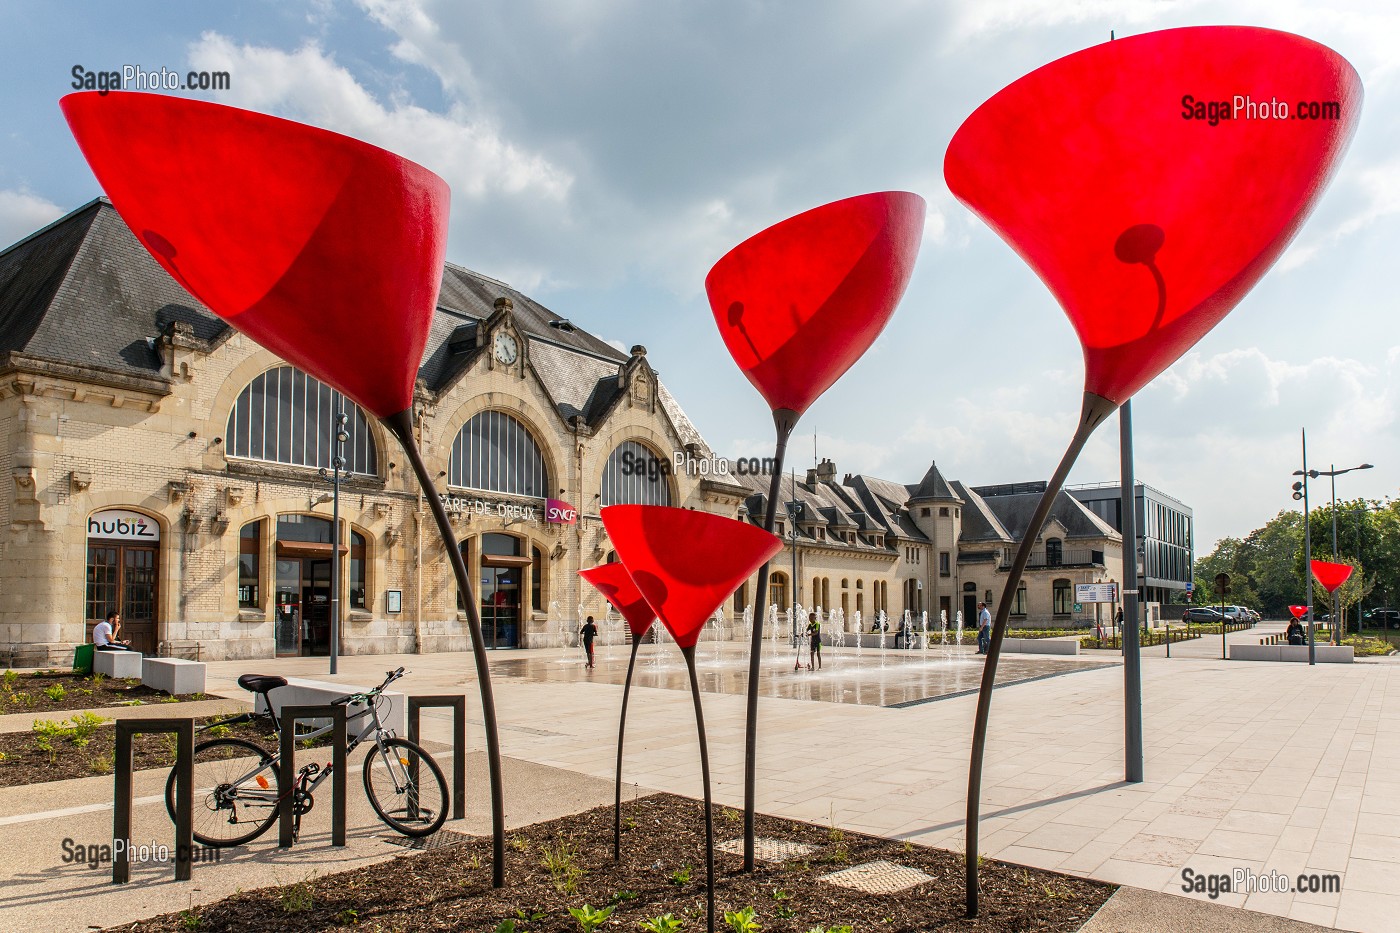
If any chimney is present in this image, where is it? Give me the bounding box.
[816,458,837,482]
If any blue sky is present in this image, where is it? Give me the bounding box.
[2,0,1397,552]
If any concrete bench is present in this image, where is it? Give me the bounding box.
[142,658,206,694]
[1230,644,1353,663]
[93,649,142,678]
[1002,637,1080,656]
[253,676,406,736]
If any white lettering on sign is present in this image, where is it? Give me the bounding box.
[87,509,160,542]
[1075,583,1119,603]
[439,494,540,524]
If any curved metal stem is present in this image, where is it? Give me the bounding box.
[964,392,1115,917]
[683,645,716,933]
[385,409,506,888]
[615,637,642,861]
[742,410,795,871]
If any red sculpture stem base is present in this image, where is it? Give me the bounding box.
[615,636,643,861]
[682,644,716,933]
[743,408,796,871]
[964,391,1117,917]
[384,408,507,888]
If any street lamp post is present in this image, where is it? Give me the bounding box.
[1308,462,1374,644]
[319,402,350,675]
[1292,430,1316,665]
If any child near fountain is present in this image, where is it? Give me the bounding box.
[580,615,598,668]
[806,612,822,670]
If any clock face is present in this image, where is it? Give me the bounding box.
[494,331,518,364]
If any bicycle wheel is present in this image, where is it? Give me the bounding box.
[362,737,448,837]
[165,737,282,847]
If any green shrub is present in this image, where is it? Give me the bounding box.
[640,915,684,933]
[567,904,613,933]
[44,683,67,702]
[668,864,692,886]
[542,837,583,895]
[723,907,760,933]
[278,878,314,913]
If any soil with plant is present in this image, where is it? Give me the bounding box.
[105,793,1115,933]
[0,711,311,787]
[0,669,208,715]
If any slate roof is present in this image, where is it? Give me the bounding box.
[973,486,1119,541]
[0,198,700,438]
[908,461,958,501]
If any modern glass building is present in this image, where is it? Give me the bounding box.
[1068,482,1194,606]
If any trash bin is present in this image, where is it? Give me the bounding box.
[72,643,94,674]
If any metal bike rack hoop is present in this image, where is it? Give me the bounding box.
[407,694,466,820]
[113,717,194,883]
[279,704,348,848]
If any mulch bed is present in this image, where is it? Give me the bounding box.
[0,669,208,714]
[0,711,285,787]
[108,794,1114,933]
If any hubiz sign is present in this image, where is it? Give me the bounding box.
[87,509,160,542]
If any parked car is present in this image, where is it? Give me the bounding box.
[1362,608,1400,630]
[1183,607,1224,623]
[1221,605,1251,623]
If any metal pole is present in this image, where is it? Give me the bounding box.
[329,401,345,675]
[1330,468,1339,645]
[1304,430,1315,665]
[1119,402,1143,783]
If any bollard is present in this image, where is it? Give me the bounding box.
[279,704,348,848]
[113,718,193,883]
[407,695,467,820]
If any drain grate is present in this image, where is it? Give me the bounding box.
[819,860,933,894]
[381,829,474,851]
[716,837,818,863]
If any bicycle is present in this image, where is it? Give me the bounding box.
[164,666,448,847]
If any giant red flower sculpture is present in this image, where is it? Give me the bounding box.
[61,92,445,419]
[580,561,658,861]
[60,91,508,886]
[580,562,656,641]
[1289,605,1309,620]
[943,26,1361,916]
[1311,560,1354,594]
[706,191,925,418]
[705,190,924,869]
[601,505,779,933]
[945,26,1361,405]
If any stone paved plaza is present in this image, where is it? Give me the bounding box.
[2,622,1396,932]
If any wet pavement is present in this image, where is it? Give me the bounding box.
[484,640,1117,707]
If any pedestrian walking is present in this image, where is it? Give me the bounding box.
[976,601,992,655]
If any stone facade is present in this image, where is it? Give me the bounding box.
[0,200,745,666]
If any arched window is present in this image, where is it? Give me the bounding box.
[601,440,672,506]
[239,520,262,608]
[769,572,788,610]
[449,410,548,498]
[1053,578,1073,616]
[350,530,367,610]
[1046,537,1063,566]
[227,366,377,474]
[1012,583,1028,617]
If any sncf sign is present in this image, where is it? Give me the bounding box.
[546,498,578,525]
[87,509,160,542]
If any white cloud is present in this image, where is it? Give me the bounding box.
[186,32,571,202]
[0,189,64,250]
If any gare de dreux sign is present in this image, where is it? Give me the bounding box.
[438,494,578,526]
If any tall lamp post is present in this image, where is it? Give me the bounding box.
[319,402,350,675]
[786,485,802,649]
[1291,429,1316,665]
[1309,462,1374,643]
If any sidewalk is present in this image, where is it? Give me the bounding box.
[3,643,1397,931]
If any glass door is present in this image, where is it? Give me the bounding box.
[275,559,300,657]
[480,564,520,648]
[122,547,158,654]
[300,559,332,656]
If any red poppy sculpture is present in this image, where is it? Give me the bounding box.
[1289,605,1309,620]
[601,505,781,933]
[705,190,924,867]
[944,26,1361,916]
[1312,559,1355,645]
[579,562,657,860]
[61,91,508,885]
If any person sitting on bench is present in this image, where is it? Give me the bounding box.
[93,610,134,651]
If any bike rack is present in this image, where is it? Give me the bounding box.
[113,718,194,883]
[407,695,466,820]
[279,704,348,848]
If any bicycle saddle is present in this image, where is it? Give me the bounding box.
[237,674,288,694]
